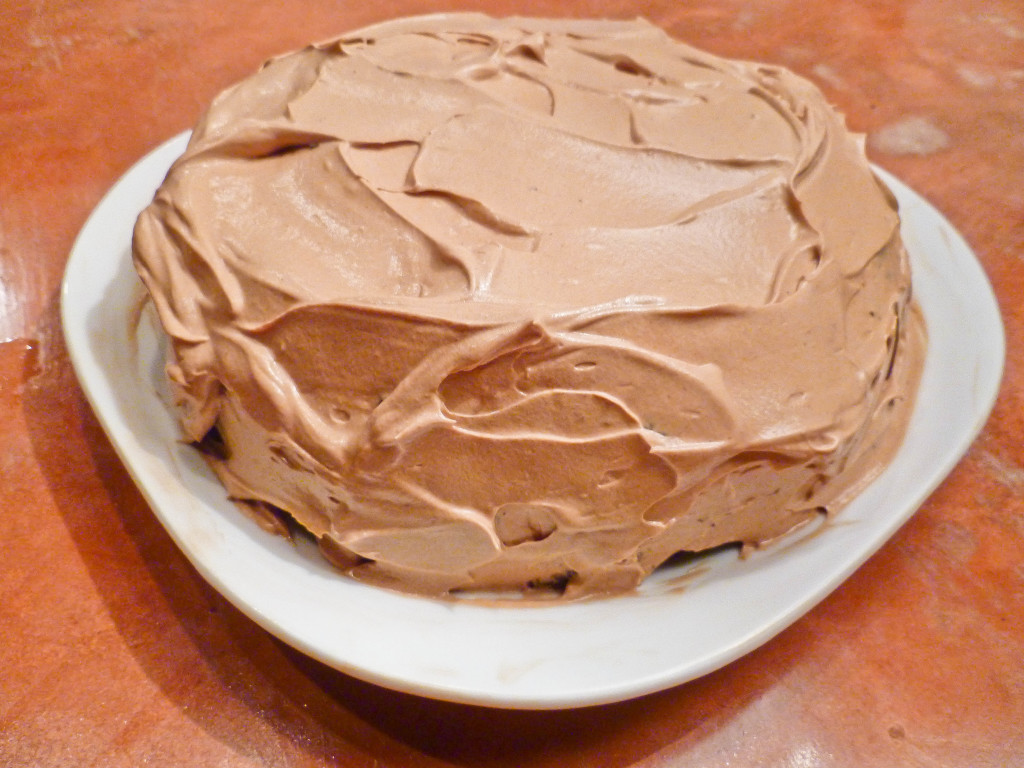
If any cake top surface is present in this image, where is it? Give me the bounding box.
[147,14,899,323]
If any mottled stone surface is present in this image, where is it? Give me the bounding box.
[2,1,1023,766]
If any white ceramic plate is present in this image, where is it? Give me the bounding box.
[62,132,1004,709]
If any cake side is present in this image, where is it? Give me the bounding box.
[132,14,926,599]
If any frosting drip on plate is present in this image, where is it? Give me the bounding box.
[133,14,925,599]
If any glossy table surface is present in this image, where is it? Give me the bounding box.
[2,1,1023,766]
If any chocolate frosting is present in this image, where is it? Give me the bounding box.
[133,14,925,599]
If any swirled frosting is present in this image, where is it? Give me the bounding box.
[133,14,925,599]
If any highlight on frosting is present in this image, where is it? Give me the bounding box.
[133,13,925,600]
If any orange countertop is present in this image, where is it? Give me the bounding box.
[2,1,1023,765]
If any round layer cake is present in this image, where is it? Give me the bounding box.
[133,13,925,600]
